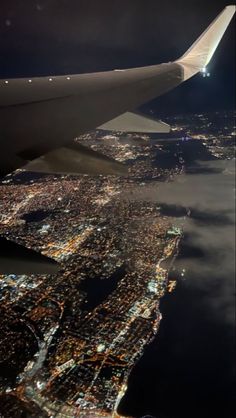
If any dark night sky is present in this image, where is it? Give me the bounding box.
[0,0,235,115]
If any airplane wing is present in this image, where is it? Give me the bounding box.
[0,6,234,178]
[0,5,234,274]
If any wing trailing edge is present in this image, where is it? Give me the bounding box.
[176,5,235,80]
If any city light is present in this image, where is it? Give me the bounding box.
[0,110,234,416]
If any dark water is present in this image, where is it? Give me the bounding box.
[118,137,235,417]
[22,209,52,223]
[119,263,235,418]
[119,234,235,417]
[80,264,126,311]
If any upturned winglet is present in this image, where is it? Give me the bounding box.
[176,5,236,80]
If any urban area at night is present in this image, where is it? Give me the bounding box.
[0,110,235,417]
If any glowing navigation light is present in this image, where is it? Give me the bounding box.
[200,67,210,78]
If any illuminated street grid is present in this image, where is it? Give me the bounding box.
[0,110,235,417]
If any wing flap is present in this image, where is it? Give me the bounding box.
[23,142,128,176]
[98,111,170,133]
[0,237,59,274]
